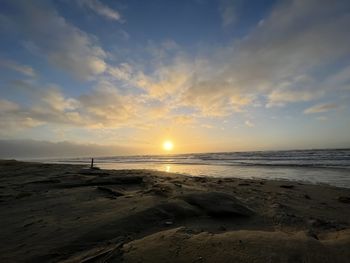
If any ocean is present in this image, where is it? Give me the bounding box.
[49,149,350,188]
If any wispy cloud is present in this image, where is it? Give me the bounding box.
[266,76,323,107]
[0,99,20,112]
[78,0,122,22]
[304,103,339,114]
[219,0,237,27]
[3,1,107,80]
[245,120,255,128]
[174,115,195,125]
[0,59,36,77]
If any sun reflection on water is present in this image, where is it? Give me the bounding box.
[165,165,171,172]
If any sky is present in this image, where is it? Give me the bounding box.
[0,0,350,157]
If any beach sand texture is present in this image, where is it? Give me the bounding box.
[0,160,350,262]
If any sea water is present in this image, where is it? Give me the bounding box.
[50,149,350,188]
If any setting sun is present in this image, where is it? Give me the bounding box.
[163,140,174,151]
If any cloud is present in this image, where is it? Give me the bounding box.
[0,99,20,112]
[9,0,348,122]
[107,63,133,82]
[227,0,350,105]
[3,1,107,80]
[0,80,170,132]
[77,0,350,120]
[304,103,339,114]
[0,99,44,131]
[79,85,137,127]
[201,124,214,129]
[108,49,254,117]
[181,79,254,116]
[0,59,36,77]
[41,87,79,111]
[266,75,324,107]
[0,84,85,131]
[245,120,255,128]
[1,0,350,137]
[31,84,137,128]
[220,0,237,27]
[135,0,350,116]
[136,61,192,100]
[78,0,122,21]
[173,115,195,125]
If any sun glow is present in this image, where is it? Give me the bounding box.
[163,140,174,151]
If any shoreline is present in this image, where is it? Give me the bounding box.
[18,158,350,189]
[1,160,350,262]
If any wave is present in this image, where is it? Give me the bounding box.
[45,149,350,189]
[53,149,350,170]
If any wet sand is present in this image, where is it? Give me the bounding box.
[0,160,350,262]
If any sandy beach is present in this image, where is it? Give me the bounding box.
[1,160,350,263]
